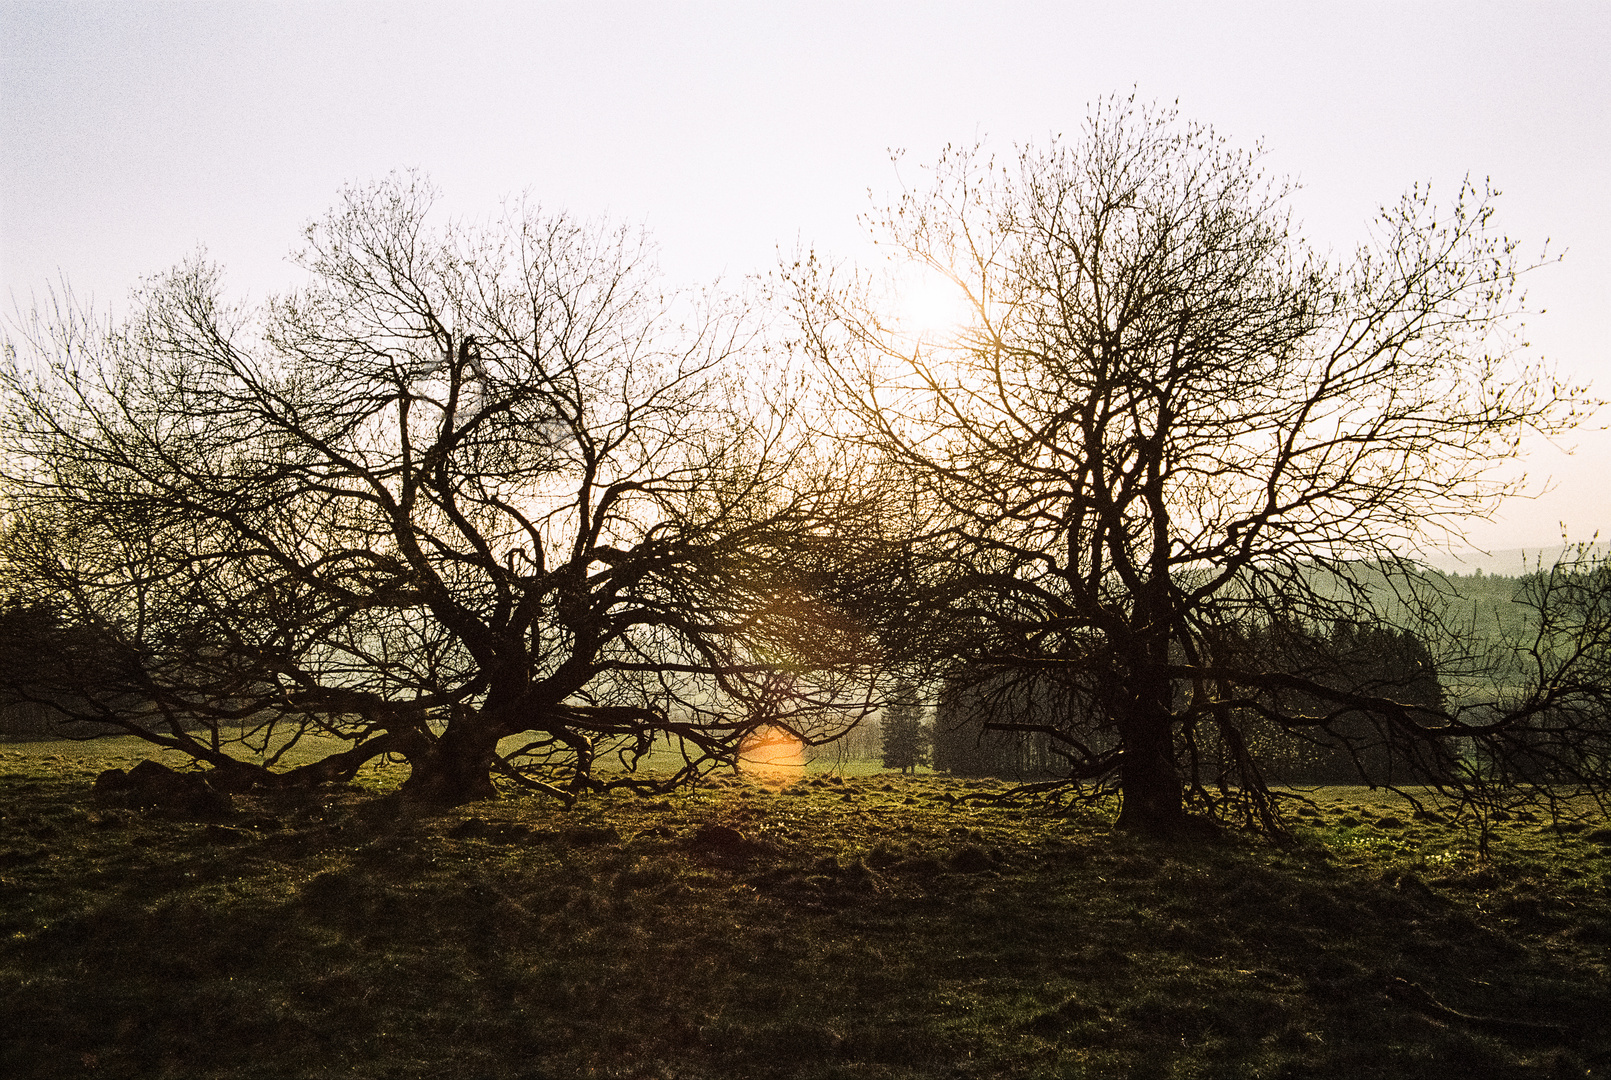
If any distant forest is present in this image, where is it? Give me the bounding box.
[925,566,1553,786]
[0,567,1564,755]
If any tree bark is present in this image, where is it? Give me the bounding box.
[1112,657,1200,837]
[1114,712,1189,835]
[399,718,501,806]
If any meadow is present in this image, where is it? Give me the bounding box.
[2,740,1608,1079]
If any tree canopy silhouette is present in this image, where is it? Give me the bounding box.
[0,174,890,804]
[790,97,1606,833]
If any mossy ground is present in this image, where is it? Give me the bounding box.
[2,740,1609,1079]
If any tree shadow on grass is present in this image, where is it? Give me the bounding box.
[1,780,1608,1078]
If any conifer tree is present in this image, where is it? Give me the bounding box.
[881,684,931,773]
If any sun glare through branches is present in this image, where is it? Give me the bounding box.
[888,262,970,345]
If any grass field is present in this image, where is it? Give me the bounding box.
[2,740,1609,1079]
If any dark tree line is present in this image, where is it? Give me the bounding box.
[934,670,1072,781]
[1222,622,1447,786]
[931,622,1446,787]
[0,600,105,737]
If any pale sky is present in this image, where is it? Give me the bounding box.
[2,0,1607,553]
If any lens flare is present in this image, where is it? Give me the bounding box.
[739,725,806,785]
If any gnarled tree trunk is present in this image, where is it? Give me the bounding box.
[399,716,502,806]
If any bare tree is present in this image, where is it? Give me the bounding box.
[0,174,891,805]
[790,97,1605,834]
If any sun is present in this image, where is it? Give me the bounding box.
[892,263,970,342]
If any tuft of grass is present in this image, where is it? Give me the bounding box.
[1,743,1608,1078]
